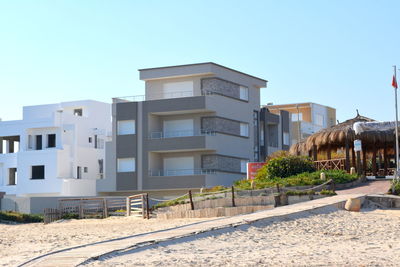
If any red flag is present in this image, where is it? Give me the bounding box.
[393,75,398,89]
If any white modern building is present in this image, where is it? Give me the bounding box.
[0,100,111,197]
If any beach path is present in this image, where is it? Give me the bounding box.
[20,193,365,267]
[336,179,391,195]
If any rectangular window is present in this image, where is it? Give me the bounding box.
[117,158,135,172]
[88,137,92,143]
[240,123,249,137]
[98,159,104,174]
[291,113,303,121]
[260,122,265,146]
[74,108,83,116]
[8,168,17,185]
[77,166,82,179]
[240,160,248,173]
[239,86,249,101]
[162,81,194,99]
[31,165,45,179]
[283,132,290,146]
[315,114,324,126]
[35,135,42,150]
[117,120,136,135]
[47,134,56,148]
[28,135,33,149]
[84,167,88,173]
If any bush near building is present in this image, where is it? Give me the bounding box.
[235,170,358,190]
[0,211,43,223]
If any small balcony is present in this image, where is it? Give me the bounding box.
[149,129,216,139]
[148,168,216,177]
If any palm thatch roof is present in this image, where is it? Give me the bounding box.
[290,114,376,155]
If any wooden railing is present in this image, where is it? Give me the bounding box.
[126,193,150,219]
[314,158,346,171]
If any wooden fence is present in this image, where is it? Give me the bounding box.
[314,158,346,171]
[43,195,148,224]
[126,193,150,219]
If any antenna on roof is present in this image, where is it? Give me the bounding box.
[356,109,359,116]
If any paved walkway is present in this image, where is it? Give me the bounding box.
[20,194,365,267]
[337,180,391,195]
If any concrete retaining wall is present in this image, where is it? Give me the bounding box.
[156,194,328,219]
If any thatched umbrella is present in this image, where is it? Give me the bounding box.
[290,113,398,176]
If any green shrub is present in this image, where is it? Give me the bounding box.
[319,189,337,196]
[0,211,43,223]
[61,213,79,219]
[285,190,315,196]
[390,180,400,195]
[235,170,358,190]
[256,155,315,179]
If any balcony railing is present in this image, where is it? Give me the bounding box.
[149,129,216,139]
[113,89,227,103]
[148,169,217,177]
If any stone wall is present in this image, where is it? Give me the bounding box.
[201,117,241,136]
[201,78,242,99]
[202,154,243,173]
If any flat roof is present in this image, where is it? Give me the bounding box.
[138,62,268,83]
[265,102,335,110]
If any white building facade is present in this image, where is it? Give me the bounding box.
[0,100,111,196]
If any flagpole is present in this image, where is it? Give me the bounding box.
[394,65,399,181]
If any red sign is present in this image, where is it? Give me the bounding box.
[247,162,266,180]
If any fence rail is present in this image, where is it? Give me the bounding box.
[43,195,149,224]
[314,158,346,171]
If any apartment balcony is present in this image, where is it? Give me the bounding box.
[148,168,216,177]
[146,130,216,152]
[145,168,217,190]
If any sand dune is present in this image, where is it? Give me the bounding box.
[0,216,207,267]
[87,208,400,267]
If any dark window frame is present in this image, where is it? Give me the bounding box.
[31,165,45,180]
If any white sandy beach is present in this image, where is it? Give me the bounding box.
[0,216,208,267]
[87,208,400,267]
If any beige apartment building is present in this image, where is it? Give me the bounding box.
[266,102,336,145]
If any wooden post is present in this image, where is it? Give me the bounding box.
[146,193,150,219]
[345,137,350,172]
[276,183,280,193]
[331,179,336,193]
[351,148,356,168]
[362,148,367,176]
[103,198,108,218]
[126,197,130,216]
[141,195,145,219]
[312,145,318,161]
[188,190,194,210]
[231,186,236,207]
[327,147,332,160]
[372,148,377,176]
[79,199,84,219]
[384,144,388,176]
[356,151,362,176]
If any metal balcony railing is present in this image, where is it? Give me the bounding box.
[148,169,217,177]
[149,129,216,139]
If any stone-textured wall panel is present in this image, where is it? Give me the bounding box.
[201,117,240,136]
[201,78,241,99]
[202,155,242,173]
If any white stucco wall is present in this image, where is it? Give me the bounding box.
[0,100,111,197]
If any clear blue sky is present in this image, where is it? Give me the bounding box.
[1,0,399,122]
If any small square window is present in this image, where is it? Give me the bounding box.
[117,158,135,172]
[47,134,56,148]
[117,120,136,135]
[89,137,92,143]
[84,167,88,173]
[74,109,83,116]
[32,165,45,179]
